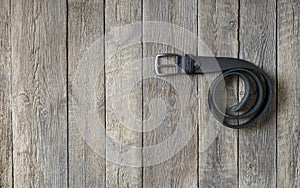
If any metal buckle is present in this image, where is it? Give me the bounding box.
[155,53,183,77]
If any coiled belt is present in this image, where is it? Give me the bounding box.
[154,53,273,129]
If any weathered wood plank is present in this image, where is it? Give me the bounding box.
[277,0,300,187]
[239,0,277,187]
[68,0,105,187]
[0,0,12,187]
[11,0,67,187]
[198,0,239,187]
[142,0,198,187]
[105,0,143,187]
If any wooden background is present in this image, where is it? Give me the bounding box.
[0,0,299,187]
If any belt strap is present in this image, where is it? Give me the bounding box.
[155,53,273,129]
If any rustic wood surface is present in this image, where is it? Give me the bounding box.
[11,0,68,187]
[198,0,239,187]
[0,0,12,187]
[142,0,198,187]
[105,0,142,187]
[277,0,300,187]
[68,0,105,187]
[239,0,277,187]
[0,0,299,187]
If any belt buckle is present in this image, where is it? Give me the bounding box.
[155,53,182,77]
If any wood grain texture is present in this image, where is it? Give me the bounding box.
[198,0,239,187]
[239,0,277,187]
[277,0,300,187]
[142,0,198,187]
[105,0,143,187]
[68,0,105,187]
[0,0,300,187]
[0,0,12,187]
[11,0,68,187]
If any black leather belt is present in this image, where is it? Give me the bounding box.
[154,53,273,129]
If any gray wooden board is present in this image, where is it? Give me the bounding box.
[277,0,300,187]
[11,0,68,187]
[105,0,143,187]
[142,0,198,187]
[1,0,300,187]
[68,0,106,187]
[0,0,12,187]
[198,0,239,187]
[239,0,277,187]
